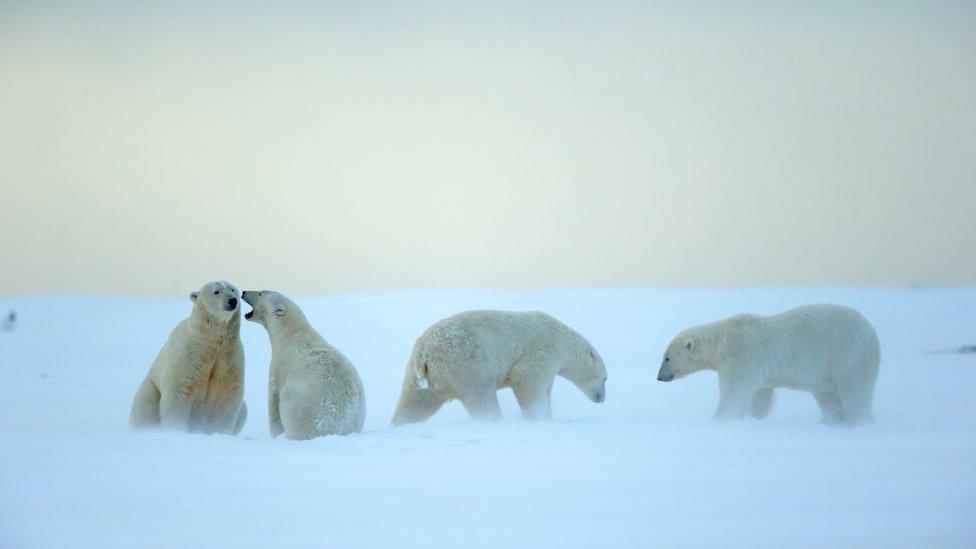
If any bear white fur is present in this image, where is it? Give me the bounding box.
[656,304,880,425]
[391,310,607,425]
[242,290,365,439]
[129,281,248,434]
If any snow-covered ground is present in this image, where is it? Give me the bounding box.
[1,287,974,548]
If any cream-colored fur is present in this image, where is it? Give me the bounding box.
[129,281,248,434]
[391,310,607,425]
[242,290,365,439]
[657,304,880,426]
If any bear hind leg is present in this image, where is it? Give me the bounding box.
[459,389,502,422]
[391,380,448,426]
[129,379,161,430]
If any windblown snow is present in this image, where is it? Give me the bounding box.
[1,287,973,547]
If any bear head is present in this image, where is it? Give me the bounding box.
[190,281,240,321]
[657,328,707,382]
[241,290,305,330]
[563,343,608,403]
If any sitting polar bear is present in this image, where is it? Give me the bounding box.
[657,304,880,426]
[391,310,607,425]
[129,281,248,434]
[241,290,365,439]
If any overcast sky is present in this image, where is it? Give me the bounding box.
[1,1,974,296]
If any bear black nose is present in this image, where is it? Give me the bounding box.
[228,298,238,310]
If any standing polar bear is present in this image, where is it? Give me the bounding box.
[242,290,365,439]
[129,281,248,434]
[656,304,880,426]
[391,310,607,425]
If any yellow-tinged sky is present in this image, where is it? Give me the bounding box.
[1,2,974,296]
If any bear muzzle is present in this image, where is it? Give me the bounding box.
[657,363,674,382]
[241,291,256,320]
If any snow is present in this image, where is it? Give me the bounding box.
[1,287,974,548]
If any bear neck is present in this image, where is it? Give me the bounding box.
[556,334,591,383]
[701,321,754,370]
[189,304,240,347]
[266,313,318,348]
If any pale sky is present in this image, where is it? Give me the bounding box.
[1,2,974,297]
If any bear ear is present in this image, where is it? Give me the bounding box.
[273,306,286,317]
[190,291,198,302]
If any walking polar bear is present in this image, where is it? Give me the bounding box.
[391,310,607,425]
[656,304,880,426]
[129,281,248,434]
[242,290,366,439]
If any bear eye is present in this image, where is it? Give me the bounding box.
[214,290,220,295]
[665,356,670,362]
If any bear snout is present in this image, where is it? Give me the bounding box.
[657,361,675,382]
[226,298,238,311]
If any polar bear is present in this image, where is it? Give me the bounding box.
[391,310,607,425]
[656,304,880,426]
[129,281,248,434]
[241,290,365,439]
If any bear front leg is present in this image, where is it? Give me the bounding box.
[231,401,247,435]
[269,388,284,438]
[278,388,320,441]
[714,366,764,422]
[512,379,553,421]
[835,386,874,426]
[813,391,844,425]
[749,387,776,420]
[159,390,194,431]
[211,387,245,435]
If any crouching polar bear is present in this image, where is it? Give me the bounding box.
[392,310,607,425]
[129,281,248,434]
[657,304,880,426]
[242,290,365,439]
